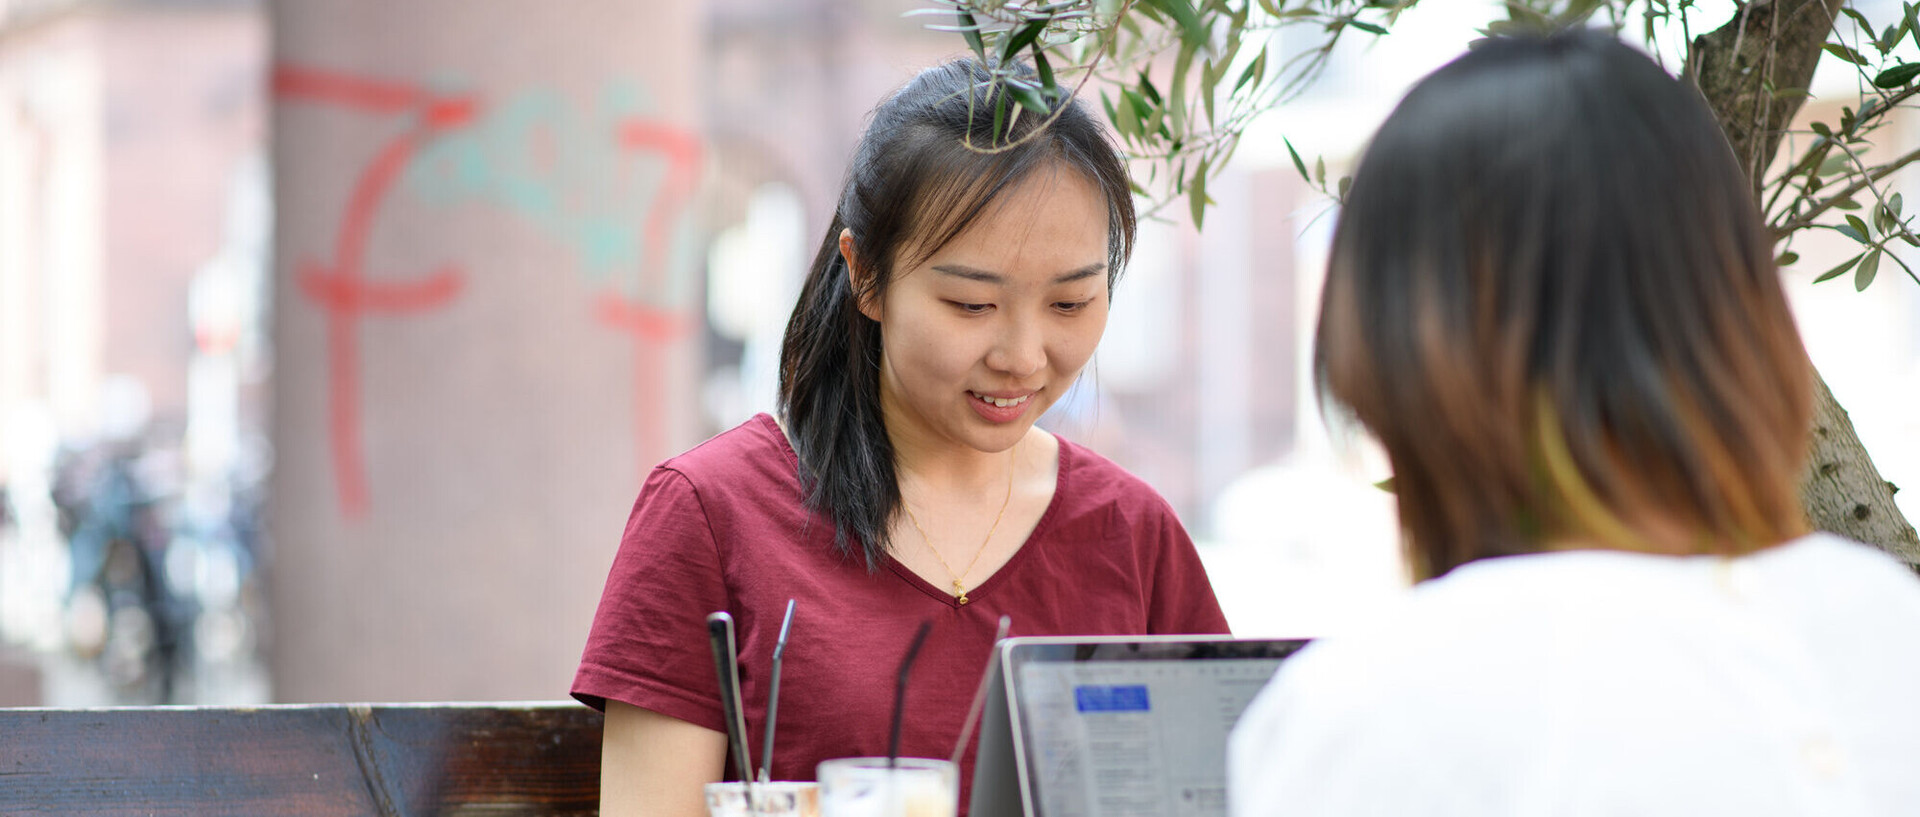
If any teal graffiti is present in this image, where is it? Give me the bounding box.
[405,80,695,307]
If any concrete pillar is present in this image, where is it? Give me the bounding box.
[267,0,702,701]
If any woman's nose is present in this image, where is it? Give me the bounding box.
[987,318,1046,378]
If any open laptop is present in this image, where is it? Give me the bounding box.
[970,635,1311,817]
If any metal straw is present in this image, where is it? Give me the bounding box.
[758,598,797,783]
[887,618,936,769]
[950,615,1013,766]
[706,612,755,792]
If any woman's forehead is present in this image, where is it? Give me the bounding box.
[900,167,1109,268]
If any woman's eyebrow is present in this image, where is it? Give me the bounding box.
[931,262,1106,284]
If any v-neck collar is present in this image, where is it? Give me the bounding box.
[756,412,1070,608]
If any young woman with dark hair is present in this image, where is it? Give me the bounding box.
[1229,29,1920,815]
[574,58,1228,817]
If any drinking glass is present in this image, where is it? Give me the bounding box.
[815,757,958,817]
[704,780,822,817]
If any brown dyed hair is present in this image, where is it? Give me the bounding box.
[1314,30,1813,580]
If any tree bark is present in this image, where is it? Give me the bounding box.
[1686,0,1842,194]
[1686,0,1920,562]
[1802,372,1920,561]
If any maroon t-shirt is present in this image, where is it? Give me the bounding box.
[572,414,1229,812]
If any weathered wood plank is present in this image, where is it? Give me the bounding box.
[0,701,603,816]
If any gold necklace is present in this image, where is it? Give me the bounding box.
[902,451,1014,605]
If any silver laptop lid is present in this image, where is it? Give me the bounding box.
[970,635,1310,817]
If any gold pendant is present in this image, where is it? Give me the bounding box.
[954,580,969,605]
[957,593,970,605]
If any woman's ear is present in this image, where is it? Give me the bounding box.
[841,228,882,321]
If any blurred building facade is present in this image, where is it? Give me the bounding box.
[1,0,269,705]
[2,0,266,485]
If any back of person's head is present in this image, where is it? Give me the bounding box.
[1314,28,1813,580]
[779,57,1136,567]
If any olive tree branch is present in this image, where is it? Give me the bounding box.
[1771,147,1920,239]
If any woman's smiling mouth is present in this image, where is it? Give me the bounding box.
[971,391,1032,409]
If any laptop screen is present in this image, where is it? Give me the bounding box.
[971,635,1310,817]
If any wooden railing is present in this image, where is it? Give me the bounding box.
[0,701,604,815]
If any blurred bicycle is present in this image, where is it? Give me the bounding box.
[50,441,186,703]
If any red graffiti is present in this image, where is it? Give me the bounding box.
[274,64,475,517]
[603,120,703,468]
[618,121,704,288]
[276,63,706,515]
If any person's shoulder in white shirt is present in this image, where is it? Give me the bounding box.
[1227,534,1920,817]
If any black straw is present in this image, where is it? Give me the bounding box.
[887,618,936,769]
[706,612,754,787]
[758,598,797,783]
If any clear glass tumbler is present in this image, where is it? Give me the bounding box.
[815,757,958,817]
[704,780,822,817]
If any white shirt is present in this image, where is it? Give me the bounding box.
[1228,534,1920,817]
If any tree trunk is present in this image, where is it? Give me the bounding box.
[1802,373,1920,561]
[1686,0,1920,563]
[1685,0,1841,194]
